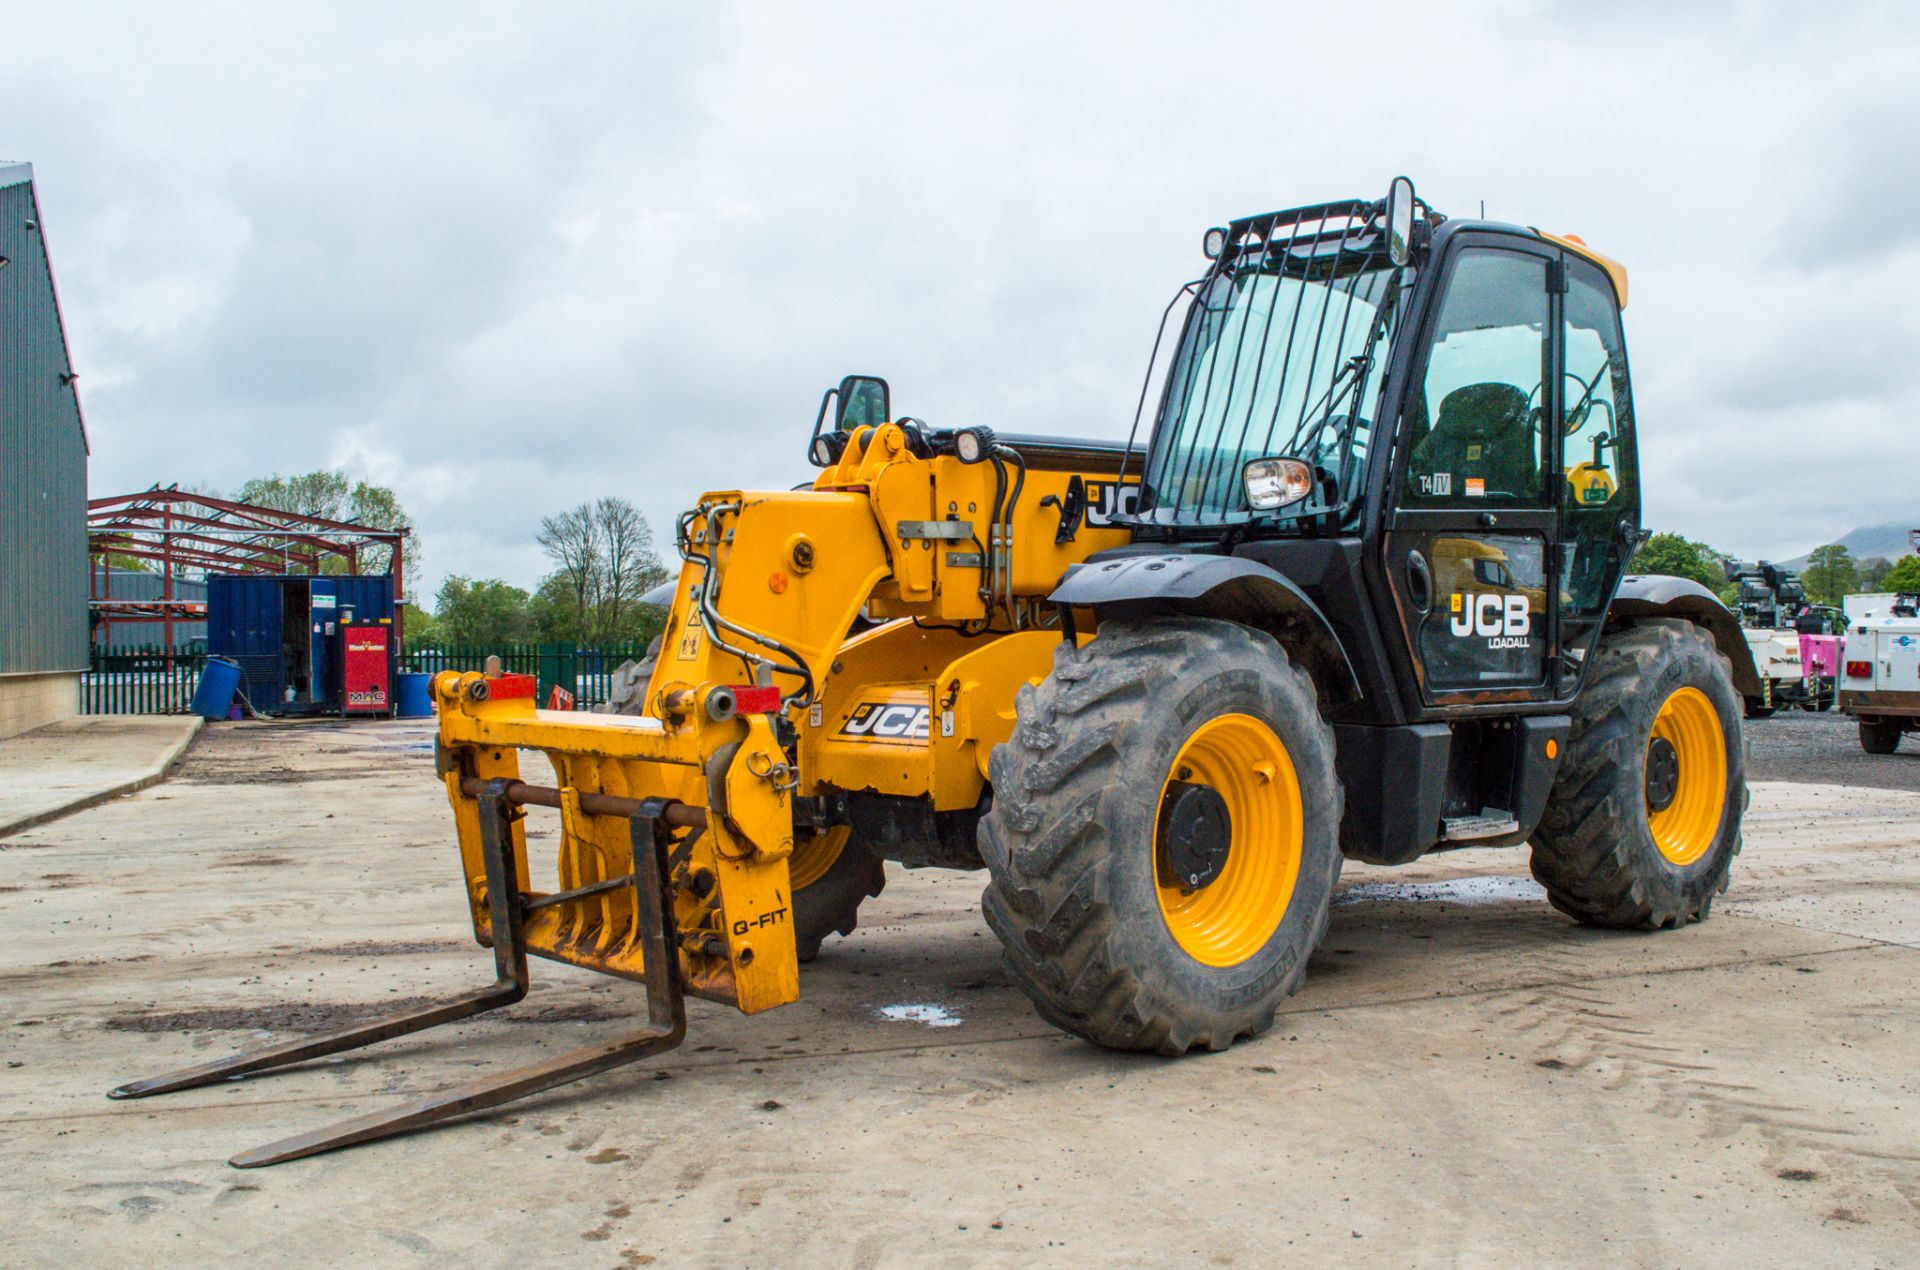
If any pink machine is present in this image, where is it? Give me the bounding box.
[1800,633,1843,680]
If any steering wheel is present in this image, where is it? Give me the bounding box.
[1526,372,1608,435]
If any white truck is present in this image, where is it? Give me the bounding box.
[1840,592,1920,754]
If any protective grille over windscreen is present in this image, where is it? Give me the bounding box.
[1135,200,1406,526]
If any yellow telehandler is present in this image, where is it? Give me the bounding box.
[114,179,1760,1166]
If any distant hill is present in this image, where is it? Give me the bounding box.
[1778,522,1918,570]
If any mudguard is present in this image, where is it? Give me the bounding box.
[1610,574,1762,698]
[1051,552,1361,708]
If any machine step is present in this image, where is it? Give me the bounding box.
[1440,810,1521,841]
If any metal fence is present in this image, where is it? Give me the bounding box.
[83,641,653,715]
[83,645,208,714]
[400,642,654,711]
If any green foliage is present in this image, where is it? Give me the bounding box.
[432,575,531,647]
[535,496,669,643]
[238,470,350,519]
[529,573,586,642]
[1801,543,1858,606]
[529,574,668,644]
[400,602,439,645]
[91,550,153,573]
[236,469,417,586]
[1629,532,1730,592]
[1882,554,1920,593]
[1856,556,1895,591]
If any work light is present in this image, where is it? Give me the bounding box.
[955,426,994,464]
[1242,457,1313,511]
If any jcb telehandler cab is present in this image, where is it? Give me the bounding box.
[115,178,1758,1164]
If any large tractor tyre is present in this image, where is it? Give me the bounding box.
[789,827,887,961]
[1532,619,1746,929]
[596,637,662,716]
[979,618,1343,1055]
[1859,719,1904,755]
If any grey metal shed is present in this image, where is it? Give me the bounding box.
[1,162,91,735]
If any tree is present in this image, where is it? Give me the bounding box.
[529,572,587,642]
[1801,543,1858,607]
[1883,555,1920,593]
[236,469,417,587]
[535,497,669,643]
[432,575,531,646]
[401,602,440,645]
[238,470,350,520]
[1857,556,1894,591]
[1629,532,1730,592]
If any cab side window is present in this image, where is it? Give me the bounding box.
[1561,260,1635,513]
[1401,250,1549,506]
[1557,255,1640,688]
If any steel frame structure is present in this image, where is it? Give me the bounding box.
[89,485,409,653]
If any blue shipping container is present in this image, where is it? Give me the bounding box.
[206,575,396,714]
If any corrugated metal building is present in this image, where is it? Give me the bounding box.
[0,162,91,738]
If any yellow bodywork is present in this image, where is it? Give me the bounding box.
[432,422,1132,1017]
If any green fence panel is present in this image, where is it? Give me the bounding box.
[84,644,208,715]
[398,642,652,710]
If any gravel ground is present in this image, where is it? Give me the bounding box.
[1744,707,1920,792]
[5,722,1918,1265]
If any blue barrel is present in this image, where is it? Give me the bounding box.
[394,672,434,718]
[191,657,243,722]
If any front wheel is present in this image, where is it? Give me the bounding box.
[1532,620,1746,928]
[979,618,1343,1055]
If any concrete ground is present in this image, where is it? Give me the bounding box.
[0,714,201,837]
[1,712,1916,1267]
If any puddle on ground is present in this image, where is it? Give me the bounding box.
[1334,875,1546,906]
[877,1003,963,1028]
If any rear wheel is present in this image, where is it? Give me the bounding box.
[979,618,1342,1055]
[602,643,884,960]
[1860,719,1904,755]
[1532,620,1745,928]
[789,827,887,961]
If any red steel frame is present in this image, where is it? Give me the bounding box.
[89,485,409,656]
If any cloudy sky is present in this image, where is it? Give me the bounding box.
[11,1,1917,601]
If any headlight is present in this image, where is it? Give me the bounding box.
[810,434,841,467]
[955,426,995,464]
[1242,457,1314,511]
[1203,227,1227,260]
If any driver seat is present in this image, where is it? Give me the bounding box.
[1409,382,1536,498]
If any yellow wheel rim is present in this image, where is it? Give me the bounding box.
[1646,686,1727,866]
[1154,713,1304,968]
[789,825,849,891]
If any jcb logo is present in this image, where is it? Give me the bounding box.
[1084,480,1140,528]
[837,701,930,743]
[1451,593,1531,645]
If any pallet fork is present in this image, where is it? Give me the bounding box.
[109,780,688,1168]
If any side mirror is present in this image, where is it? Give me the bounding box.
[835,375,890,432]
[1385,175,1415,267]
[808,374,892,467]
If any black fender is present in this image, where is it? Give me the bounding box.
[1050,552,1361,709]
[1610,574,1762,698]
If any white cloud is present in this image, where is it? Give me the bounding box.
[11,0,1915,602]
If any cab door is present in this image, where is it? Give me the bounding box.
[1383,238,1560,706]
[1554,253,1641,695]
